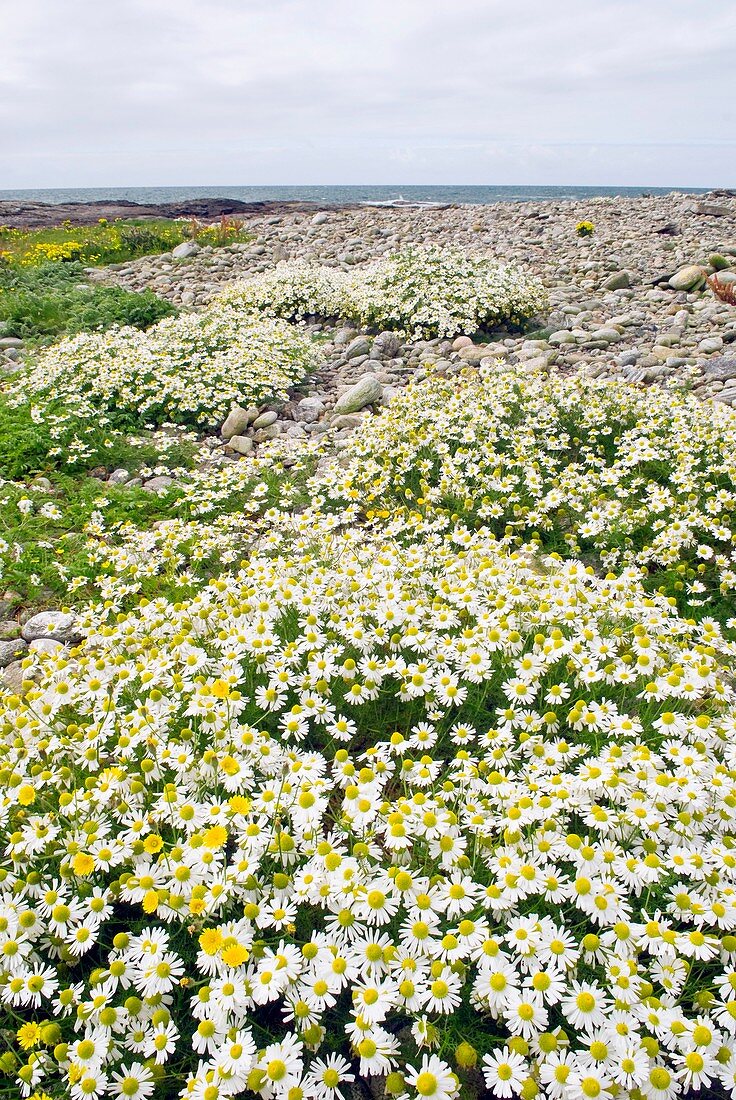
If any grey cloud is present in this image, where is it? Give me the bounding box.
[1,0,734,187]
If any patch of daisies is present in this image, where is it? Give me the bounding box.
[9,306,319,463]
[3,504,736,1100]
[3,266,736,1100]
[216,247,547,339]
[313,362,736,616]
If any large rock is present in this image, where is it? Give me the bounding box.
[1,661,26,693]
[457,344,492,364]
[225,435,254,456]
[333,328,357,348]
[370,331,402,360]
[142,476,174,493]
[603,271,631,291]
[345,336,371,360]
[21,610,80,644]
[333,375,384,414]
[294,397,325,423]
[221,406,257,440]
[252,410,278,429]
[668,265,706,291]
[702,356,736,383]
[29,638,65,658]
[692,202,732,217]
[172,240,201,259]
[0,638,26,668]
[254,423,282,443]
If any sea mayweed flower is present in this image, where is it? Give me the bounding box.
[217,246,548,338]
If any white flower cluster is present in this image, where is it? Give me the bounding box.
[2,514,736,1100]
[11,305,319,447]
[217,247,547,338]
[314,362,736,611]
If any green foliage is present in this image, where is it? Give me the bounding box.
[0,262,176,344]
[0,216,252,268]
[0,395,196,480]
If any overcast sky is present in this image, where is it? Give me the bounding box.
[2,0,735,190]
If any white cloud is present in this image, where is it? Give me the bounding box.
[2,0,734,187]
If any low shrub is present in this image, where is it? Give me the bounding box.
[0,217,252,268]
[218,247,547,338]
[10,306,319,459]
[0,263,176,344]
[313,363,736,618]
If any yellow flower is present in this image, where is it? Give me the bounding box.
[17,1022,42,1050]
[142,889,160,914]
[199,928,223,955]
[221,943,249,967]
[17,785,36,807]
[72,852,95,876]
[228,795,251,814]
[202,825,228,849]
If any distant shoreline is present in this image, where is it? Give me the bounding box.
[1,186,729,230]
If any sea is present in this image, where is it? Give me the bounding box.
[0,184,711,206]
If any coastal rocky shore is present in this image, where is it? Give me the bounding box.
[0,196,356,229]
[89,190,736,413]
[3,192,736,472]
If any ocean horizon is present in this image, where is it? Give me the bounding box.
[0,184,714,207]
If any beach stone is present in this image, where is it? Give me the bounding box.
[669,266,706,291]
[225,435,254,456]
[333,375,384,414]
[1,661,26,693]
[294,397,325,423]
[21,610,80,644]
[142,476,174,493]
[311,212,329,225]
[252,410,278,429]
[172,240,201,259]
[603,271,631,291]
[702,356,736,382]
[452,336,473,350]
[221,406,257,440]
[370,331,402,359]
[345,336,371,360]
[0,638,26,667]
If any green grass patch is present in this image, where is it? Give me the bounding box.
[0,216,252,268]
[0,262,176,345]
